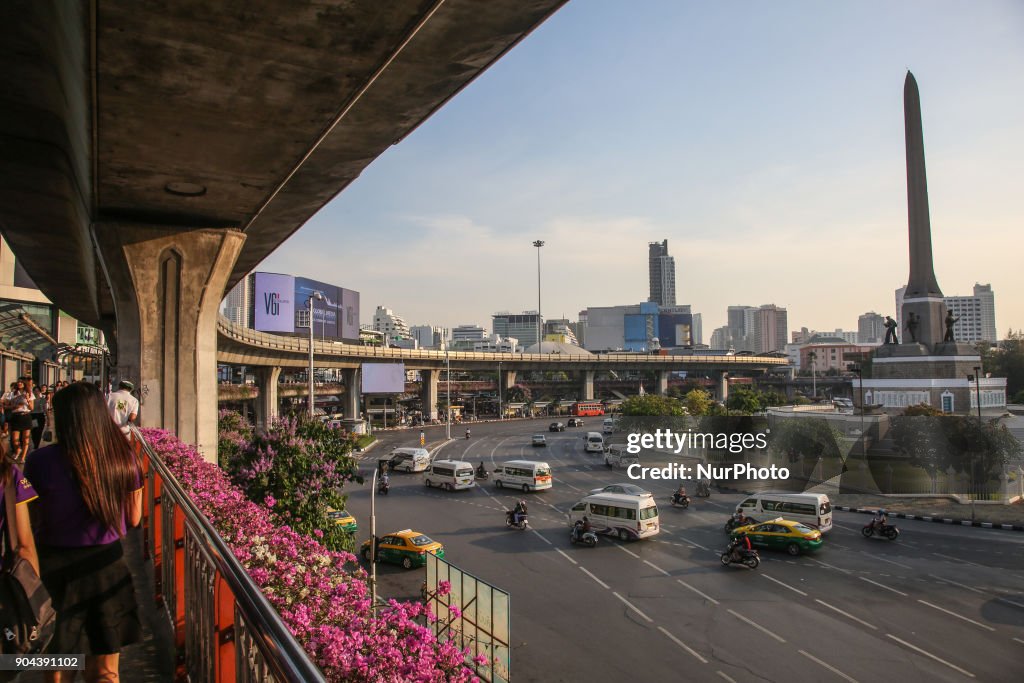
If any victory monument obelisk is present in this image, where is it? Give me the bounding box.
[865,72,1006,413]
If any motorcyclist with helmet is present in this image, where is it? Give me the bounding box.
[672,485,689,506]
[511,499,528,527]
[871,508,888,530]
[730,531,753,562]
[573,515,592,542]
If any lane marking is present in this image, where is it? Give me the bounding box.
[798,650,860,683]
[727,609,786,643]
[555,478,582,492]
[761,574,807,596]
[814,599,878,630]
[885,634,975,678]
[617,545,641,559]
[716,672,738,683]
[644,559,671,576]
[579,566,610,590]
[1013,637,1024,645]
[658,626,708,664]
[807,557,852,574]
[863,553,913,570]
[554,548,578,565]
[932,552,986,569]
[929,575,1024,610]
[916,600,996,632]
[677,579,720,605]
[858,576,907,596]
[673,534,709,551]
[530,529,552,545]
[830,522,861,532]
[612,591,654,622]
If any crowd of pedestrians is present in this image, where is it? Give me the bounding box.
[1,377,143,682]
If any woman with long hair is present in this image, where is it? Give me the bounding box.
[0,435,39,571]
[8,379,34,462]
[24,383,143,683]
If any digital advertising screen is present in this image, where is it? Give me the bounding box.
[252,272,295,333]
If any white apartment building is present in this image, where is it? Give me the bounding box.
[373,305,411,341]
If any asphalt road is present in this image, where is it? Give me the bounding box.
[344,419,1024,683]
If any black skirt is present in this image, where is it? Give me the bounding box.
[38,540,142,655]
[8,413,32,431]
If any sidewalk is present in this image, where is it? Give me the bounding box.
[831,493,1024,531]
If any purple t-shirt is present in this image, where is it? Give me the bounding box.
[24,444,142,547]
[0,464,38,542]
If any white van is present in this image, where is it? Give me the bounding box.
[569,492,660,541]
[584,432,605,453]
[604,445,639,469]
[493,460,552,492]
[735,492,833,532]
[388,447,431,473]
[602,417,616,435]
[424,459,475,491]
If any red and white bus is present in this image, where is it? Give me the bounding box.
[571,402,605,417]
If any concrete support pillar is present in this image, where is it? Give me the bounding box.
[94,224,245,462]
[341,367,360,420]
[501,369,517,389]
[714,371,729,403]
[253,366,282,430]
[421,369,439,420]
[580,370,595,401]
[656,370,670,396]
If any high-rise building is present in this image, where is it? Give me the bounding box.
[710,326,730,349]
[451,324,486,342]
[943,284,997,343]
[410,325,447,349]
[753,304,788,353]
[373,306,411,341]
[648,240,676,307]
[544,318,579,346]
[492,312,542,348]
[221,276,252,327]
[727,305,758,352]
[858,312,885,344]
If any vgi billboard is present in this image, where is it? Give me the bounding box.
[252,272,360,342]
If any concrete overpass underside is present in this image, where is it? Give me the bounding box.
[0,0,566,459]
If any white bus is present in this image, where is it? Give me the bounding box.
[493,460,552,492]
[424,460,475,491]
[735,492,833,532]
[568,492,660,541]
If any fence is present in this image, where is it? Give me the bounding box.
[130,426,325,682]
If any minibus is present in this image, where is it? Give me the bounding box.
[734,492,833,532]
[568,492,660,541]
[388,447,431,472]
[585,432,605,453]
[424,460,475,491]
[493,460,552,492]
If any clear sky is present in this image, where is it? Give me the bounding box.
[259,0,1024,341]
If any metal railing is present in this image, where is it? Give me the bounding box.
[217,316,789,368]
[130,426,325,682]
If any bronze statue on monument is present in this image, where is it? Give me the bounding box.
[943,311,959,342]
[904,312,920,343]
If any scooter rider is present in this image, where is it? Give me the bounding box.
[871,508,888,530]
[512,499,528,526]
[574,515,592,541]
[673,485,688,505]
[466,428,471,439]
[477,461,487,478]
[731,532,753,562]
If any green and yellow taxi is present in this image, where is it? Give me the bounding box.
[360,529,446,569]
[326,507,358,534]
[730,517,823,556]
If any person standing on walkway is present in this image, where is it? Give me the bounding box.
[30,385,48,450]
[8,379,34,463]
[25,382,143,683]
[106,380,139,438]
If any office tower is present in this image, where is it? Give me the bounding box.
[648,240,676,307]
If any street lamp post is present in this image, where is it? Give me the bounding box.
[308,291,324,418]
[445,350,451,440]
[533,240,544,349]
[849,363,866,457]
[809,351,817,400]
[498,361,503,420]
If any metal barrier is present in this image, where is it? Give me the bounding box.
[130,426,325,683]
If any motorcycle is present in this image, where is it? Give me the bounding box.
[465,430,471,440]
[505,510,528,530]
[724,516,753,533]
[475,468,489,481]
[720,543,760,569]
[861,522,900,540]
[695,481,711,498]
[669,494,690,509]
[377,479,390,495]
[570,523,598,547]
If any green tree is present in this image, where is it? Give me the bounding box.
[770,417,845,466]
[621,394,686,417]
[726,387,763,414]
[981,329,1024,397]
[504,384,532,405]
[682,388,714,416]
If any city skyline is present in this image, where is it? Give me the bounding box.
[258,1,1024,337]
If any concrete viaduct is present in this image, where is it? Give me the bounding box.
[0,1,569,460]
[216,317,790,426]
